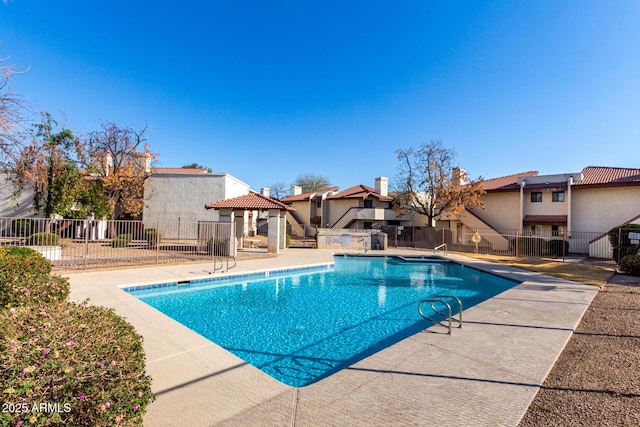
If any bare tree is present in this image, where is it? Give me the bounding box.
[394,140,485,227]
[77,122,157,220]
[0,53,29,169]
[268,182,287,200]
[293,173,331,193]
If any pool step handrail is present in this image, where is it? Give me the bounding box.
[226,256,236,271]
[418,295,463,334]
[213,256,236,273]
[213,257,224,273]
[433,295,463,328]
[433,243,447,256]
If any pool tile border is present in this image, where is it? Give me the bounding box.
[120,262,334,293]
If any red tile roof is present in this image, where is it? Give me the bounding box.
[523,215,567,225]
[280,187,340,203]
[153,168,209,174]
[480,171,538,191]
[205,192,295,211]
[574,166,640,187]
[326,184,393,201]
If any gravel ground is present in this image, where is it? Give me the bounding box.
[518,272,640,426]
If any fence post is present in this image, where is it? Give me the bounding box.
[411,226,415,248]
[515,228,519,258]
[84,218,89,270]
[156,220,160,264]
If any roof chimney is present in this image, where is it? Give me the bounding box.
[290,185,302,196]
[375,177,388,197]
[260,187,270,198]
[452,167,467,185]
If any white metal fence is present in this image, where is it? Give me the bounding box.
[0,217,235,270]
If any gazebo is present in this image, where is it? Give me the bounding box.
[205,191,295,254]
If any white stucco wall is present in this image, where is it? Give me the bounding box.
[0,172,37,218]
[143,173,251,236]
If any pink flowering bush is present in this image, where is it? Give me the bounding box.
[0,247,69,308]
[0,301,154,426]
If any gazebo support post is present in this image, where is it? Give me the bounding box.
[268,209,281,253]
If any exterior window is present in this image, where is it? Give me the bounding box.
[317,201,321,208]
[530,192,542,203]
[363,222,372,229]
[552,191,565,202]
[552,225,564,236]
[364,200,373,208]
[529,225,540,235]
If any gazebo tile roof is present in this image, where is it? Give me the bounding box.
[205,192,295,211]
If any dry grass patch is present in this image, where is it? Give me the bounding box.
[459,253,614,287]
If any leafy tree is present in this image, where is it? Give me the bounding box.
[12,113,75,216]
[294,173,331,193]
[77,122,156,219]
[393,140,485,227]
[11,113,111,219]
[182,163,212,172]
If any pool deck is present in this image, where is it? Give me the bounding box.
[67,248,598,427]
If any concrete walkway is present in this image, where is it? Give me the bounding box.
[67,249,598,426]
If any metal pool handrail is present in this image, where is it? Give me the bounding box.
[433,243,447,255]
[418,295,463,334]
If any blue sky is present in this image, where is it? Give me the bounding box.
[2,1,639,191]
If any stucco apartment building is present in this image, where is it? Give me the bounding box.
[142,168,254,238]
[442,166,640,256]
[281,177,421,236]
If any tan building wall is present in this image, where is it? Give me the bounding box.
[572,186,640,232]
[469,191,521,230]
[523,190,567,216]
[287,200,314,228]
[327,199,360,227]
[464,184,640,234]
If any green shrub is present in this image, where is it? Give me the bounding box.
[11,218,32,237]
[26,232,60,246]
[0,247,69,309]
[112,234,133,248]
[0,301,154,426]
[608,224,640,262]
[548,239,569,257]
[510,237,546,256]
[286,234,291,248]
[620,254,640,277]
[143,228,161,247]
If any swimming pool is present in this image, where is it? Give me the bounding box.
[126,255,519,387]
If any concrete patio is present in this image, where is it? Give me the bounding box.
[67,248,597,426]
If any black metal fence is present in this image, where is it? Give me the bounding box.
[381,225,620,263]
[0,217,235,270]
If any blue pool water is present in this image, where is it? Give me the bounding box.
[126,256,519,387]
